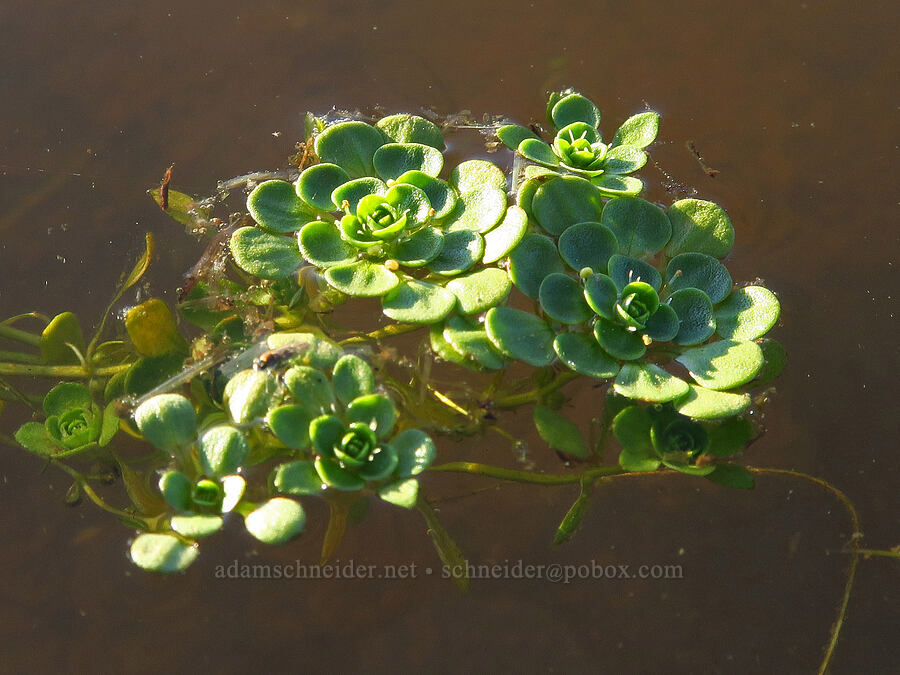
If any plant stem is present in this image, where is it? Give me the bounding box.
[428,461,623,485]
[50,459,149,530]
[0,362,130,378]
[0,350,42,364]
[0,325,41,348]
[339,322,424,345]
[854,548,900,559]
[493,371,581,409]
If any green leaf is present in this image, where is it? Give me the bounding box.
[706,417,757,457]
[481,205,529,264]
[450,159,507,192]
[612,406,661,472]
[507,233,565,298]
[170,514,223,539]
[221,475,246,513]
[393,429,437,477]
[393,227,444,267]
[148,187,210,229]
[601,198,671,258]
[269,333,342,370]
[315,456,366,491]
[230,227,302,279]
[268,405,314,449]
[429,324,468,367]
[159,470,192,511]
[325,260,400,297]
[533,404,589,459]
[443,316,508,370]
[244,498,307,545]
[667,288,716,345]
[607,254,662,291]
[539,273,593,324]
[445,268,511,315]
[419,177,458,221]
[43,382,92,416]
[332,354,375,406]
[382,280,457,324]
[377,478,419,509]
[309,415,346,457]
[426,230,484,276]
[753,338,788,387]
[331,177,387,213]
[443,187,507,234]
[518,138,559,167]
[124,353,185,397]
[557,222,618,274]
[297,221,357,268]
[223,369,280,424]
[666,253,733,303]
[675,385,751,419]
[554,479,593,545]
[593,319,646,360]
[357,443,399,481]
[591,173,643,197]
[676,340,765,391]
[666,199,734,258]
[296,163,350,211]
[129,534,198,573]
[272,460,324,496]
[611,111,660,149]
[484,307,555,367]
[346,393,396,439]
[706,464,755,489]
[532,175,604,236]
[715,286,781,340]
[553,332,620,378]
[133,394,197,452]
[125,298,187,357]
[97,402,120,447]
[583,273,618,319]
[376,113,444,149]
[40,312,85,365]
[283,365,335,413]
[551,93,601,129]
[198,425,248,477]
[247,180,316,233]
[14,421,61,456]
[614,363,690,402]
[643,304,679,341]
[497,123,540,150]
[314,121,386,178]
[602,145,647,174]
[374,142,444,181]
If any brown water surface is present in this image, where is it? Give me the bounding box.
[1,0,897,672]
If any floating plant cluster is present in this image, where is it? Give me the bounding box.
[3,90,783,574]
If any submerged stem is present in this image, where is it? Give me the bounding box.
[0,362,130,378]
[339,322,424,345]
[50,460,150,530]
[428,461,623,485]
[493,371,581,409]
[0,324,42,348]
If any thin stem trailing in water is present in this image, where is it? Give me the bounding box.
[492,370,580,409]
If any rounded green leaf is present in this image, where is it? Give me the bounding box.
[129,534,198,573]
[666,252,733,303]
[230,227,301,279]
[134,394,197,452]
[170,514,223,539]
[427,230,484,276]
[539,273,593,324]
[676,339,765,391]
[272,460,324,496]
[296,163,350,211]
[40,312,85,365]
[551,93,602,129]
[451,159,507,192]
[518,138,559,167]
[602,145,647,174]
[314,121,386,178]
[331,177,387,213]
[385,183,432,226]
[484,307,555,367]
[347,393,396,439]
[223,369,280,424]
[356,444,399,481]
[159,470,192,511]
[666,199,734,258]
[614,363,690,402]
[43,382,92,416]
[15,422,61,456]
[592,174,643,197]
[601,198,671,258]
[675,385,751,419]
[272,333,342,371]
[221,475,247,513]
[393,429,437,477]
[374,142,443,181]
[593,318,646,361]
[244,497,306,545]
[480,206,527,264]
[268,405,313,449]
[706,418,757,457]
[507,233,565,298]
[532,175,604,236]
[497,123,540,150]
[332,354,375,406]
[611,112,660,149]
[553,332,620,378]
[534,404,589,459]
[715,286,781,340]
[706,464,755,490]
[309,414,346,457]
[315,457,366,491]
[643,304,680,341]
[613,406,661,472]
[247,180,315,233]
[421,178,458,221]
[608,254,662,291]
[377,478,419,509]
[445,268,511,315]
[557,222,618,274]
[443,316,508,370]
[583,273,618,319]
[325,260,400,297]
[667,288,716,345]
[198,425,248,478]
[393,227,444,266]
[443,187,507,233]
[297,221,357,268]
[382,280,456,324]
[283,365,335,413]
[429,323,468,367]
[754,338,788,387]
[376,114,444,149]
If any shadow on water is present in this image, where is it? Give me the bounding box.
[1,0,897,672]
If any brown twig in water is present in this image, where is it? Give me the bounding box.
[159,164,174,210]
[686,140,719,177]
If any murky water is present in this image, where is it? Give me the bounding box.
[1,0,897,672]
